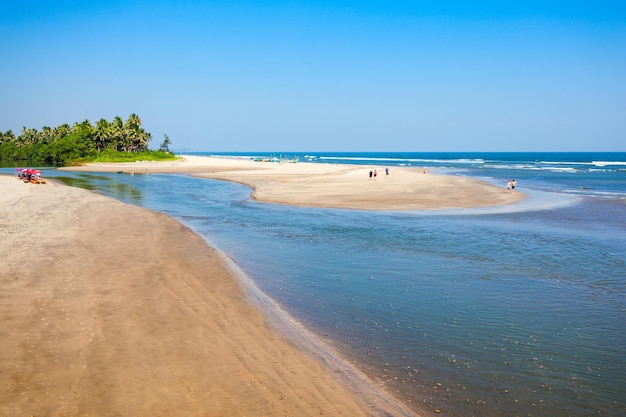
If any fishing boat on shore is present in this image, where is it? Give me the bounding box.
[253,154,299,163]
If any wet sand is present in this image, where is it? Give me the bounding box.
[0,175,416,416]
[60,155,525,210]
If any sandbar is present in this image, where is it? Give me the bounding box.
[0,175,415,416]
[60,155,525,210]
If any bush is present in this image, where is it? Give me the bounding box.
[89,150,178,163]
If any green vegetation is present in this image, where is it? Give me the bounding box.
[89,149,175,163]
[0,114,176,166]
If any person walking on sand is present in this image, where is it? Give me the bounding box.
[369,170,373,179]
[385,167,389,175]
[511,179,517,193]
[373,169,377,178]
[506,180,511,193]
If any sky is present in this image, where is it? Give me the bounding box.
[1,1,624,152]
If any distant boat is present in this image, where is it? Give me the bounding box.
[253,155,299,163]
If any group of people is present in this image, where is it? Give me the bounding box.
[506,179,517,193]
[368,167,390,179]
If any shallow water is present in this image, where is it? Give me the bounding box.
[4,152,625,416]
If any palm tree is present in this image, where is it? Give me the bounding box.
[54,124,72,139]
[137,130,151,151]
[71,119,93,136]
[0,130,16,145]
[111,116,125,151]
[17,127,39,148]
[40,126,54,144]
[93,118,111,152]
[124,114,142,151]
[126,113,141,129]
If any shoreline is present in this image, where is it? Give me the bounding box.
[216,244,418,416]
[0,175,416,416]
[59,155,526,210]
[7,155,525,415]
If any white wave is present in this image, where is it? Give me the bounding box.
[562,189,626,199]
[318,156,484,164]
[413,158,484,164]
[592,161,626,167]
[514,165,543,170]
[482,164,578,172]
[546,167,578,173]
[482,164,541,170]
[539,161,593,166]
[539,160,626,167]
[588,168,626,172]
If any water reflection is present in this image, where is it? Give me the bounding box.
[0,161,56,169]
[53,173,143,204]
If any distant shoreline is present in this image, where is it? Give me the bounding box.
[60,155,526,210]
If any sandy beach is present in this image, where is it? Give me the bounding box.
[0,175,415,417]
[2,158,525,416]
[61,155,525,210]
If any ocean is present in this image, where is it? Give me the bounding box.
[3,152,625,416]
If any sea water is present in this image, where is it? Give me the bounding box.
[5,152,625,417]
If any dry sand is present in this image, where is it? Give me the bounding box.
[61,155,525,210]
[0,175,416,417]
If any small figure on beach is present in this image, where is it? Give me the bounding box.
[369,170,373,179]
[373,169,377,178]
[385,167,389,175]
[511,179,517,193]
[506,180,511,192]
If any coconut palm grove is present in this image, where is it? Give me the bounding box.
[0,114,174,165]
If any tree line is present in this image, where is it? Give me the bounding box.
[0,114,171,165]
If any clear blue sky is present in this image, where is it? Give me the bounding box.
[1,1,624,152]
